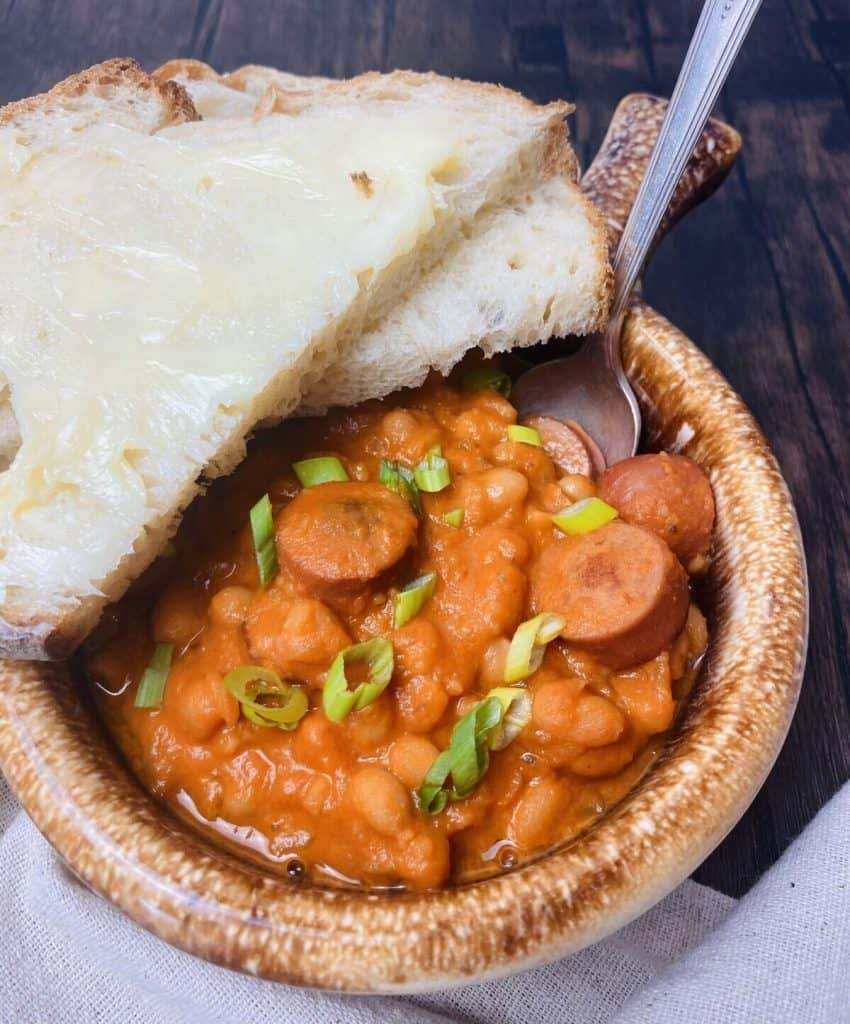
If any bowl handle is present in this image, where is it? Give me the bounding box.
[581,93,742,261]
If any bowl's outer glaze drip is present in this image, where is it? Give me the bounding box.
[0,299,807,991]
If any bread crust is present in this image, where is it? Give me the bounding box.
[0,613,84,661]
[579,191,615,332]
[0,57,197,134]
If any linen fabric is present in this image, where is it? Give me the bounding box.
[0,776,847,1024]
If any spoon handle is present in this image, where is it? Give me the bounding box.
[609,0,762,325]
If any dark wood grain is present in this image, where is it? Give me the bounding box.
[1,0,847,898]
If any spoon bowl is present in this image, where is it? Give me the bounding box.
[512,315,642,466]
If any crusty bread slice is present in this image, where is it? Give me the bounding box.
[0,64,610,456]
[0,59,584,659]
[300,176,609,412]
[165,61,612,414]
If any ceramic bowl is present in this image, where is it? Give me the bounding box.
[0,95,807,991]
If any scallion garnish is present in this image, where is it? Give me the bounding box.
[461,366,512,398]
[507,424,542,447]
[486,687,533,750]
[551,497,618,536]
[443,508,464,528]
[393,572,437,629]
[443,697,500,796]
[504,612,566,683]
[418,687,529,814]
[134,642,174,709]
[323,637,394,722]
[250,493,278,588]
[417,750,453,815]
[293,456,349,487]
[379,459,422,514]
[223,665,309,730]
[413,447,451,493]
[418,700,499,813]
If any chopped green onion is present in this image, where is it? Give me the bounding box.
[418,698,498,813]
[448,695,503,796]
[507,424,542,447]
[250,493,278,588]
[323,637,394,722]
[461,366,512,398]
[551,497,618,536]
[393,572,437,629]
[413,447,451,493]
[442,713,486,800]
[486,687,532,750]
[379,459,422,514]
[504,612,566,683]
[417,690,531,814]
[418,750,453,815]
[134,642,174,709]
[443,508,464,528]
[223,665,309,730]
[293,456,349,487]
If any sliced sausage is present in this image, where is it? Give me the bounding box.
[530,520,689,670]
[565,420,606,477]
[525,416,594,477]
[276,481,417,587]
[597,453,714,569]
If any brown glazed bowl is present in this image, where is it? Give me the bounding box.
[0,95,807,991]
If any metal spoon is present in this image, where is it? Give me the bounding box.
[512,0,763,466]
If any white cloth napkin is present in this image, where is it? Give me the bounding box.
[0,775,848,1024]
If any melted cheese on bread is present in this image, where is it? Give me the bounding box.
[0,107,459,617]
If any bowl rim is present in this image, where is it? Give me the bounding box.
[0,300,808,992]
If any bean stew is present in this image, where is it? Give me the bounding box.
[84,367,713,890]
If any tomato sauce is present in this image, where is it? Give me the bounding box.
[85,371,710,890]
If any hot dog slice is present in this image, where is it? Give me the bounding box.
[530,521,689,669]
[564,419,606,478]
[277,481,417,587]
[597,453,715,569]
[525,416,594,477]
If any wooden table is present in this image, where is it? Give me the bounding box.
[1,0,846,898]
